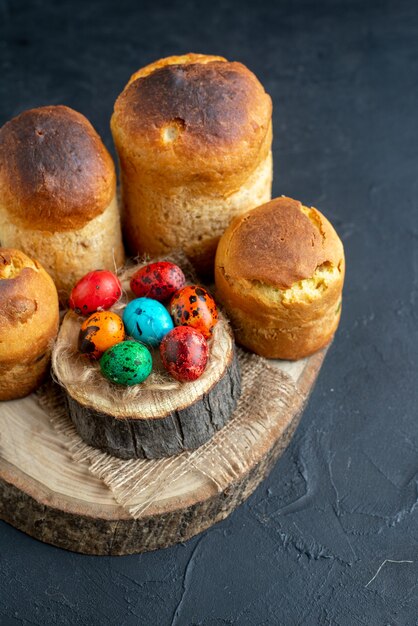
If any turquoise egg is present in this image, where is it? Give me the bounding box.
[100,341,152,386]
[123,297,174,347]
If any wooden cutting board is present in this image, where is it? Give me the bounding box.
[0,349,325,555]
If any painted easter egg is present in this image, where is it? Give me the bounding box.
[100,341,152,386]
[170,286,218,339]
[123,297,174,347]
[69,270,122,316]
[78,311,125,360]
[160,326,209,382]
[130,262,186,302]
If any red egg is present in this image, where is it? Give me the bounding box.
[69,270,122,316]
[160,326,208,382]
[170,285,218,339]
[130,262,186,302]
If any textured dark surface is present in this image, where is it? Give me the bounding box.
[1,0,418,624]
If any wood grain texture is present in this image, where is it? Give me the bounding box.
[0,349,325,555]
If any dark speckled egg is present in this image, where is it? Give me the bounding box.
[170,285,218,339]
[100,341,152,386]
[160,327,209,382]
[130,262,186,302]
[78,311,125,360]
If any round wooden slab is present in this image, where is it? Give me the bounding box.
[53,312,240,460]
[0,349,325,555]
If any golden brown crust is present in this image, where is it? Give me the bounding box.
[111,54,272,192]
[0,106,116,231]
[221,197,344,289]
[127,53,227,83]
[215,198,345,360]
[0,248,59,399]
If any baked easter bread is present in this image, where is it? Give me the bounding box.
[215,197,345,360]
[0,248,59,400]
[0,105,125,300]
[111,53,273,275]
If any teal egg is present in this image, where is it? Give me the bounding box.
[123,297,174,347]
[100,341,152,386]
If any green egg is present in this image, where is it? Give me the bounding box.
[100,341,152,386]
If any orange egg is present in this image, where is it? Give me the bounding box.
[170,285,218,339]
[78,311,125,359]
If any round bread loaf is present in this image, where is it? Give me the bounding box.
[0,105,125,299]
[0,248,59,400]
[111,53,273,275]
[215,197,345,360]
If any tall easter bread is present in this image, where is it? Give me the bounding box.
[0,105,125,300]
[111,53,273,275]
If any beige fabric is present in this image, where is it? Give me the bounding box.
[38,347,298,519]
[41,251,299,519]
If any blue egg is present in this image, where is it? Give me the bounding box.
[123,297,174,347]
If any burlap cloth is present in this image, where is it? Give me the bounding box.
[37,253,301,519]
[37,349,299,519]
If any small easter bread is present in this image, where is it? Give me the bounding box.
[215,197,345,360]
[0,248,59,400]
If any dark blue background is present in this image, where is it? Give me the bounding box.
[1,1,418,624]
